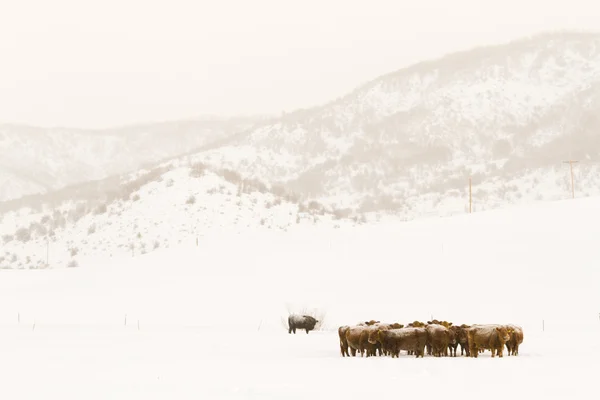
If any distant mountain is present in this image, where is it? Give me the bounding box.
[189,31,600,216]
[0,116,263,202]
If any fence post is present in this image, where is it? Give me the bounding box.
[542,320,545,332]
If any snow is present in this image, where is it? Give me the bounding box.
[1,196,599,398]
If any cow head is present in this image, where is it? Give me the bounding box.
[389,323,404,329]
[367,328,381,345]
[495,326,510,343]
[364,320,380,326]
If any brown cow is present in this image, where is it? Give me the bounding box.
[368,327,428,358]
[426,324,454,357]
[358,320,380,326]
[407,321,427,353]
[345,324,391,357]
[428,319,453,328]
[338,325,351,357]
[467,325,511,358]
[505,324,524,356]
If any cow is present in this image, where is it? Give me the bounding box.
[505,324,524,356]
[406,321,427,327]
[338,325,351,357]
[426,323,454,357]
[449,324,471,356]
[428,319,453,328]
[288,314,318,334]
[467,325,511,358]
[368,327,428,358]
[358,320,380,326]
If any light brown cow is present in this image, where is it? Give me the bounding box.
[467,325,511,358]
[505,324,524,356]
[338,325,351,357]
[368,327,428,358]
[426,324,454,357]
[345,324,391,357]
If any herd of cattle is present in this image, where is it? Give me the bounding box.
[287,315,524,358]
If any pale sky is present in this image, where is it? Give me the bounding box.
[0,0,598,129]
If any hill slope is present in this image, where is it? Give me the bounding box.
[0,161,358,270]
[0,116,261,202]
[191,31,600,216]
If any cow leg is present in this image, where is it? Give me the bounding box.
[305,329,309,334]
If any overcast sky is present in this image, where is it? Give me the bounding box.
[0,0,598,129]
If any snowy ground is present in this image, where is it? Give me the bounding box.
[1,196,599,398]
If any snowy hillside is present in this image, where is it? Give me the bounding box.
[0,116,260,202]
[190,31,600,217]
[0,161,359,270]
[0,195,599,398]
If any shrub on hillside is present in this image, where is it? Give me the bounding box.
[15,227,31,243]
[186,195,196,205]
[67,259,79,268]
[68,203,88,223]
[88,224,96,235]
[220,169,242,184]
[94,203,108,215]
[189,162,207,178]
[2,234,13,244]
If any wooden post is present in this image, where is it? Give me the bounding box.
[18,312,20,324]
[125,314,127,326]
[469,177,472,213]
[562,160,578,199]
[542,320,545,332]
[46,239,49,267]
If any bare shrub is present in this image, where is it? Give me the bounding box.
[67,259,79,268]
[88,224,96,235]
[131,194,140,201]
[15,227,31,243]
[69,247,79,257]
[186,195,196,205]
[2,234,13,244]
[94,203,108,215]
[190,162,207,178]
[68,203,88,223]
[153,241,160,249]
[31,222,47,236]
[220,169,242,184]
[332,208,352,220]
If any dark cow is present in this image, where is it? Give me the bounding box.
[505,324,524,356]
[467,325,511,358]
[449,324,471,356]
[288,314,318,334]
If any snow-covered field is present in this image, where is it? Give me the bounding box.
[1,196,599,399]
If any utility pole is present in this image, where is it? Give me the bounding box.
[562,160,578,199]
[469,177,472,213]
